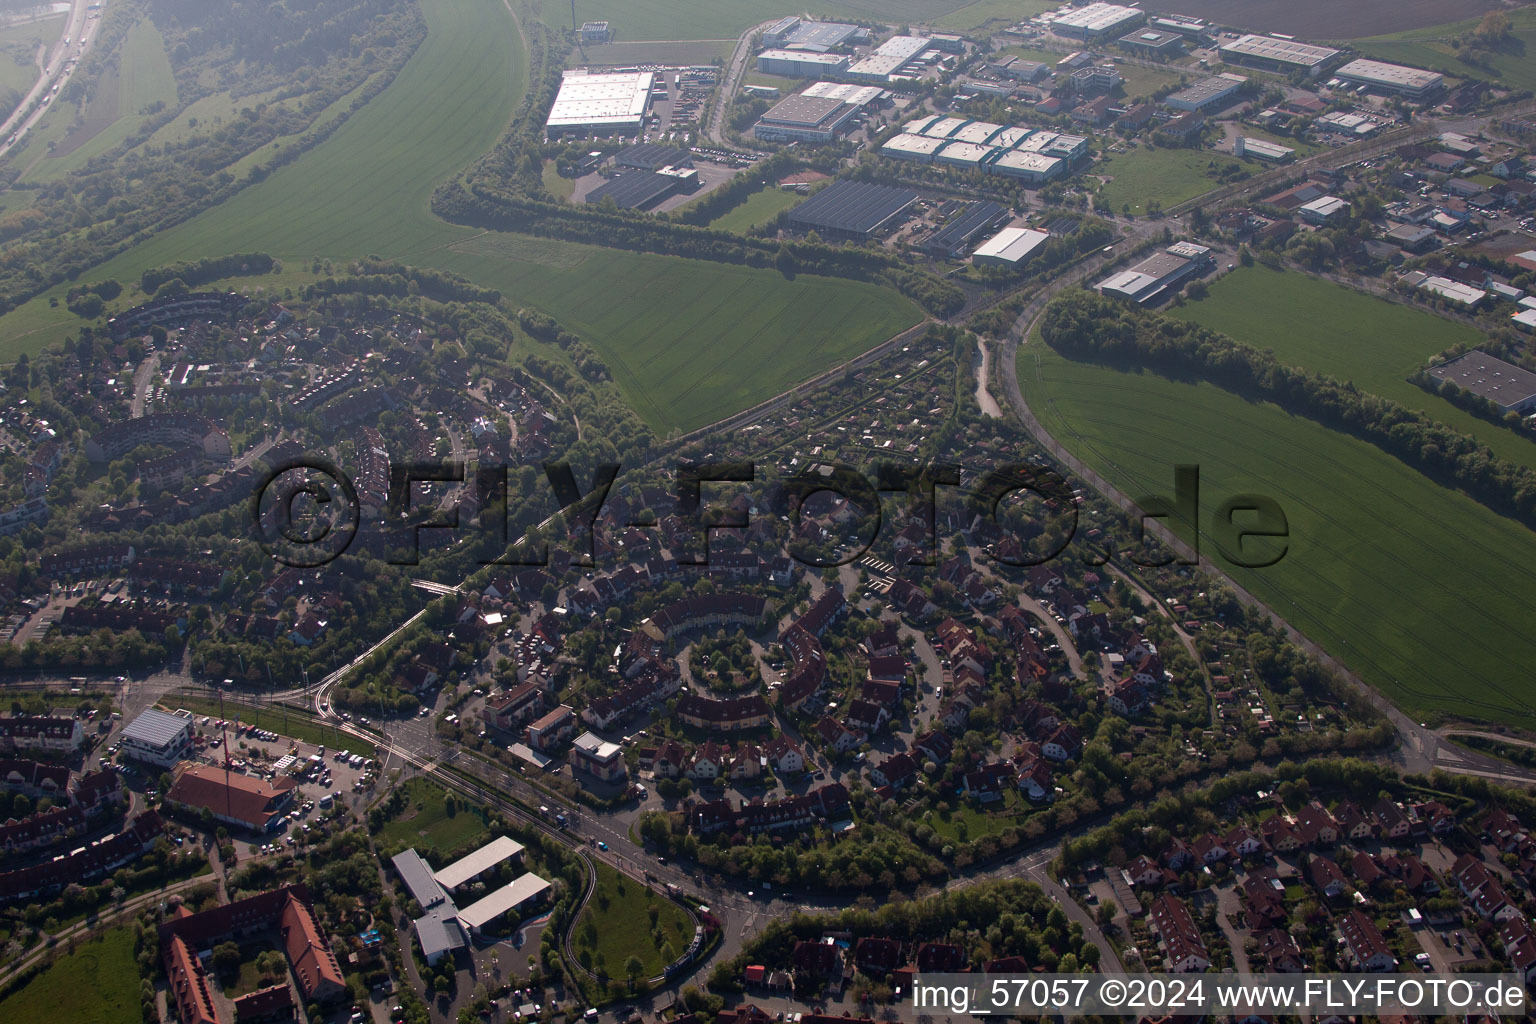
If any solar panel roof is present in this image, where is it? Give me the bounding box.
[786,180,918,235]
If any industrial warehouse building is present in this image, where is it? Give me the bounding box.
[1118,28,1184,57]
[757,49,849,78]
[752,85,879,143]
[762,17,862,51]
[972,226,1050,267]
[546,70,654,135]
[1333,59,1443,99]
[1051,2,1145,40]
[586,165,699,210]
[614,143,691,171]
[1164,75,1246,112]
[1427,351,1536,413]
[1098,242,1213,304]
[1235,136,1294,162]
[1219,34,1340,75]
[922,201,1009,257]
[786,180,918,241]
[845,34,930,83]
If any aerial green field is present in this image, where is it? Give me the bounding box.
[430,235,924,434]
[705,186,800,233]
[1170,266,1536,467]
[374,778,489,857]
[1354,7,1536,92]
[1095,145,1246,215]
[932,0,1062,33]
[0,927,140,1024]
[169,696,378,756]
[573,859,693,981]
[1019,333,1536,729]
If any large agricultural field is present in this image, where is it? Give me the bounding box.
[0,926,141,1024]
[566,0,1033,41]
[1354,7,1536,93]
[1019,333,1536,730]
[1170,266,1536,467]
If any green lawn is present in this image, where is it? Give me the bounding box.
[0,927,140,1024]
[542,160,575,201]
[932,0,1062,33]
[705,186,799,233]
[0,0,922,435]
[1020,332,1536,729]
[573,860,693,982]
[1170,266,1536,468]
[426,235,925,434]
[374,777,490,857]
[1353,8,1536,92]
[1095,145,1245,215]
[168,695,378,756]
[0,15,58,99]
[926,791,1029,841]
[1116,62,1187,102]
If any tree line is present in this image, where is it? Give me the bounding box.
[1042,290,1536,527]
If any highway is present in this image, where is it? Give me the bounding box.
[0,0,104,161]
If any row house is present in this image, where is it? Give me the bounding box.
[1149,893,1210,972]
[1498,917,1536,985]
[581,669,679,730]
[779,625,828,714]
[0,715,85,756]
[1451,853,1520,921]
[0,758,69,798]
[487,682,547,732]
[650,592,769,640]
[690,782,850,838]
[0,811,163,903]
[675,694,773,733]
[1337,908,1396,971]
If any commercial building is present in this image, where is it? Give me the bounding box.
[1051,2,1145,40]
[570,731,627,781]
[1334,58,1443,99]
[434,835,526,892]
[615,143,691,171]
[457,873,553,933]
[1097,243,1212,303]
[1298,195,1349,224]
[164,763,298,832]
[586,168,696,210]
[1118,28,1184,57]
[801,80,884,108]
[1426,351,1536,413]
[972,227,1051,267]
[882,133,947,162]
[1164,75,1245,112]
[845,34,929,83]
[393,841,553,956]
[1219,34,1340,75]
[120,708,195,768]
[1414,274,1487,308]
[768,18,860,52]
[527,704,576,753]
[753,93,860,143]
[989,149,1064,183]
[1150,14,1211,39]
[934,141,995,168]
[786,180,918,242]
[545,71,654,136]
[1235,136,1294,162]
[922,201,1009,258]
[757,49,849,78]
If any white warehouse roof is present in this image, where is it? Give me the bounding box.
[122,708,193,748]
[974,227,1051,263]
[546,71,653,131]
[434,835,526,891]
[457,873,553,931]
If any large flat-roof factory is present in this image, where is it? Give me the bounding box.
[1426,351,1536,414]
[785,180,919,241]
[1097,242,1215,304]
[1049,2,1145,40]
[881,115,1085,184]
[1333,58,1443,99]
[752,82,882,143]
[545,70,654,136]
[1219,34,1341,75]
